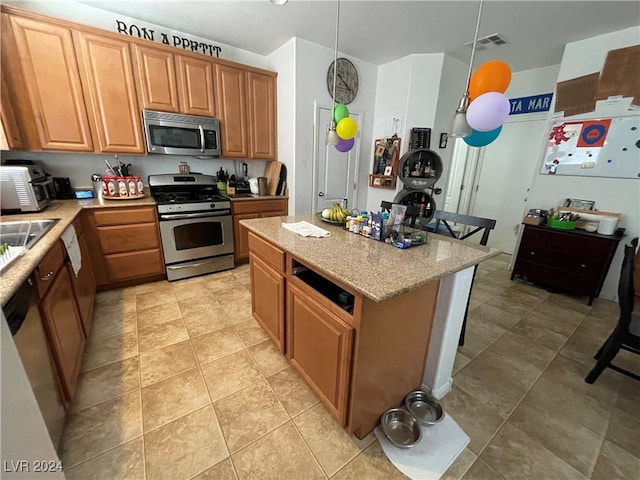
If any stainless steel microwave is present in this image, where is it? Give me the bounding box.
[142,109,221,156]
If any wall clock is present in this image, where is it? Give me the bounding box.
[327,58,358,105]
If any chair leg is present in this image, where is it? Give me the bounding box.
[459,314,467,347]
[594,332,614,360]
[585,336,621,384]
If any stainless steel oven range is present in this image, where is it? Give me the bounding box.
[149,173,234,281]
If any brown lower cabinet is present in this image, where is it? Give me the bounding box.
[37,241,85,402]
[83,206,165,288]
[67,223,96,336]
[287,282,354,425]
[232,198,288,262]
[248,231,439,438]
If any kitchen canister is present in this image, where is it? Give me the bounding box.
[597,216,618,235]
[257,177,268,196]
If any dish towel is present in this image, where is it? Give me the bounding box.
[282,221,331,238]
[61,225,82,277]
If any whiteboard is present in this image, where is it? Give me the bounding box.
[540,115,640,179]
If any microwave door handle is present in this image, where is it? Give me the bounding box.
[199,125,205,153]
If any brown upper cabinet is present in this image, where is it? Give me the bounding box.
[216,63,249,158]
[73,31,145,154]
[131,45,216,117]
[216,64,277,160]
[131,44,180,113]
[0,6,277,157]
[175,55,216,116]
[2,13,93,151]
[247,71,277,159]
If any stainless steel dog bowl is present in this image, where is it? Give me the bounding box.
[381,408,422,448]
[404,390,444,426]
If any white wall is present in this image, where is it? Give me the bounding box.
[7,0,266,68]
[366,53,458,213]
[525,27,640,300]
[267,38,296,211]
[292,39,377,214]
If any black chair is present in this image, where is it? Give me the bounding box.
[585,237,640,384]
[428,210,497,346]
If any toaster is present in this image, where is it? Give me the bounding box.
[0,165,53,213]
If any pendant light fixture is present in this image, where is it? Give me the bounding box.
[326,0,341,146]
[449,0,484,138]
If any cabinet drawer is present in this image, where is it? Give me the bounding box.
[93,207,157,226]
[232,199,288,215]
[514,259,598,296]
[516,245,607,278]
[97,223,159,254]
[35,241,65,297]
[248,232,284,272]
[521,226,611,256]
[104,248,164,281]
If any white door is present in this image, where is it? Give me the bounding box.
[469,115,547,254]
[313,103,361,213]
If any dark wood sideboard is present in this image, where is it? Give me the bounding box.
[512,224,623,305]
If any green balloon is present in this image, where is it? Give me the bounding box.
[333,103,349,123]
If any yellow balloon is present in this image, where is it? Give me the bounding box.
[336,118,357,140]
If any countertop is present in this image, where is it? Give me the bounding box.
[240,214,501,303]
[0,193,156,307]
[223,193,288,202]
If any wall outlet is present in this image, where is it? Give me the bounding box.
[581,162,596,169]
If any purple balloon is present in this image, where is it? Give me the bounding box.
[466,92,510,132]
[335,137,355,152]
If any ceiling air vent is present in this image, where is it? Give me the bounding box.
[465,33,507,51]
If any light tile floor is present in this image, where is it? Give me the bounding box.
[60,255,639,479]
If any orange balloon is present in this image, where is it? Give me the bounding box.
[469,60,512,100]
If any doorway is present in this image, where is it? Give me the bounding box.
[313,103,362,213]
[446,114,547,254]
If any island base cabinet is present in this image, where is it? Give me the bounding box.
[249,253,285,351]
[287,282,353,426]
[39,265,86,402]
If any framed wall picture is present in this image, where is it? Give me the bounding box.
[564,198,595,210]
[383,166,393,176]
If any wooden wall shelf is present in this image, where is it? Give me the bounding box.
[368,174,396,189]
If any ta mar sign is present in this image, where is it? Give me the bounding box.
[509,93,553,115]
[115,20,222,58]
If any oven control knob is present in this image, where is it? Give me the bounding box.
[210,203,216,209]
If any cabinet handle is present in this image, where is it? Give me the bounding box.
[40,271,54,281]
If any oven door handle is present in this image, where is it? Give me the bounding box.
[167,263,206,270]
[199,125,205,153]
[159,211,230,220]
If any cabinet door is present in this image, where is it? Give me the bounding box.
[69,233,96,337]
[1,72,24,149]
[287,283,353,425]
[233,212,260,262]
[73,31,145,153]
[131,44,179,113]
[40,266,85,401]
[249,253,285,351]
[246,71,276,159]
[4,14,92,151]
[216,64,248,158]
[176,55,215,116]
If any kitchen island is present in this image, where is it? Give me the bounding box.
[241,214,500,438]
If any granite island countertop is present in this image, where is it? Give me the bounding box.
[240,214,501,303]
[0,193,156,306]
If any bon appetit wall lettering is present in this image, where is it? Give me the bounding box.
[115,20,222,57]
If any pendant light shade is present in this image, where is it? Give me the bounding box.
[449,95,472,138]
[326,122,340,145]
[449,0,484,138]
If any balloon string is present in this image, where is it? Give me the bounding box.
[465,0,484,96]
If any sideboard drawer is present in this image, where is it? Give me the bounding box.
[515,260,598,296]
[516,245,608,278]
[520,226,611,256]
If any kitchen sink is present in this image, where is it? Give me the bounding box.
[0,219,60,250]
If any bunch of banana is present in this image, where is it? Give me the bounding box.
[321,203,350,223]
